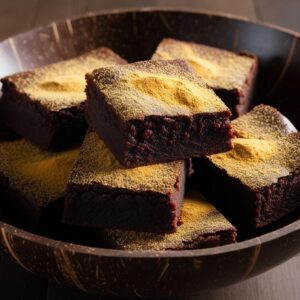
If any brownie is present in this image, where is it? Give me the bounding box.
[102,190,237,251]
[0,138,79,226]
[85,59,233,168]
[193,105,300,229]
[63,131,187,233]
[152,38,258,118]
[0,47,126,151]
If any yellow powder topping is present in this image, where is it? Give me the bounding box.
[152,38,256,90]
[91,59,229,121]
[210,138,286,188]
[38,75,85,93]
[208,105,300,189]
[156,45,220,78]
[105,192,235,251]
[0,139,79,208]
[9,47,125,112]
[232,105,297,140]
[224,138,278,163]
[188,57,219,77]
[129,73,219,112]
[70,132,184,194]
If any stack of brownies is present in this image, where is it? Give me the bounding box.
[0,38,299,251]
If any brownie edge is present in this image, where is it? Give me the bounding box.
[102,191,237,251]
[63,131,187,233]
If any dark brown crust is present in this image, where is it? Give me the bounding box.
[86,75,233,168]
[85,78,127,163]
[257,169,300,227]
[63,162,186,233]
[123,113,232,168]
[236,52,259,116]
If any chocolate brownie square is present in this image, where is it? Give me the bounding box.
[152,38,258,118]
[63,131,187,233]
[0,138,79,226]
[102,190,237,251]
[0,47,126,151]
[194,105,300,229]
[85,59,232,168]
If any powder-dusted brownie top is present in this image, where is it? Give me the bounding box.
[152,38,256,91]
[87,59,230,121]
[104,191,236,251]
[232,105,297,139]
[0,139,79,208]
[70,131,184,194]
[1,47,126,112]
[208,105,299,190]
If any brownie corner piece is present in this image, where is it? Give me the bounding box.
[0,47,126,151]
[85,59,233,167]
[102,190,237,251]
[152,38,258,118]
[63,131,186,233]
[193,105,300,229]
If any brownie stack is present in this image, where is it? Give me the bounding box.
[1,38,299,251]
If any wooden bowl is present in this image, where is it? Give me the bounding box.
[0,8,299,298]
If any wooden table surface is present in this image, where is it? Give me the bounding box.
[0,1,300,299]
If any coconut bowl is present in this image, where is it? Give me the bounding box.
[0,8,299,298]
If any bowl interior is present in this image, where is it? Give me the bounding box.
[0,7,299,259]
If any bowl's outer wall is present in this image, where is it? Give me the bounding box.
[0,10,299,297]
[0,222,300,297]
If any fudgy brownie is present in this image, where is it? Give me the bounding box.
[152,38,258,118]
[0,138,79,226]
[0,47,126,151]
[63,131,187,233]
[103,191,237,250]
[194,105,300,229]
[86,59,233,168]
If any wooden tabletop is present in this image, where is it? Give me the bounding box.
[0,1,299,299]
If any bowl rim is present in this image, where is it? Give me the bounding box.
[1,217,300,258]
[89,6,300,38]
[0,7,299,259]
[1,6,299,44]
